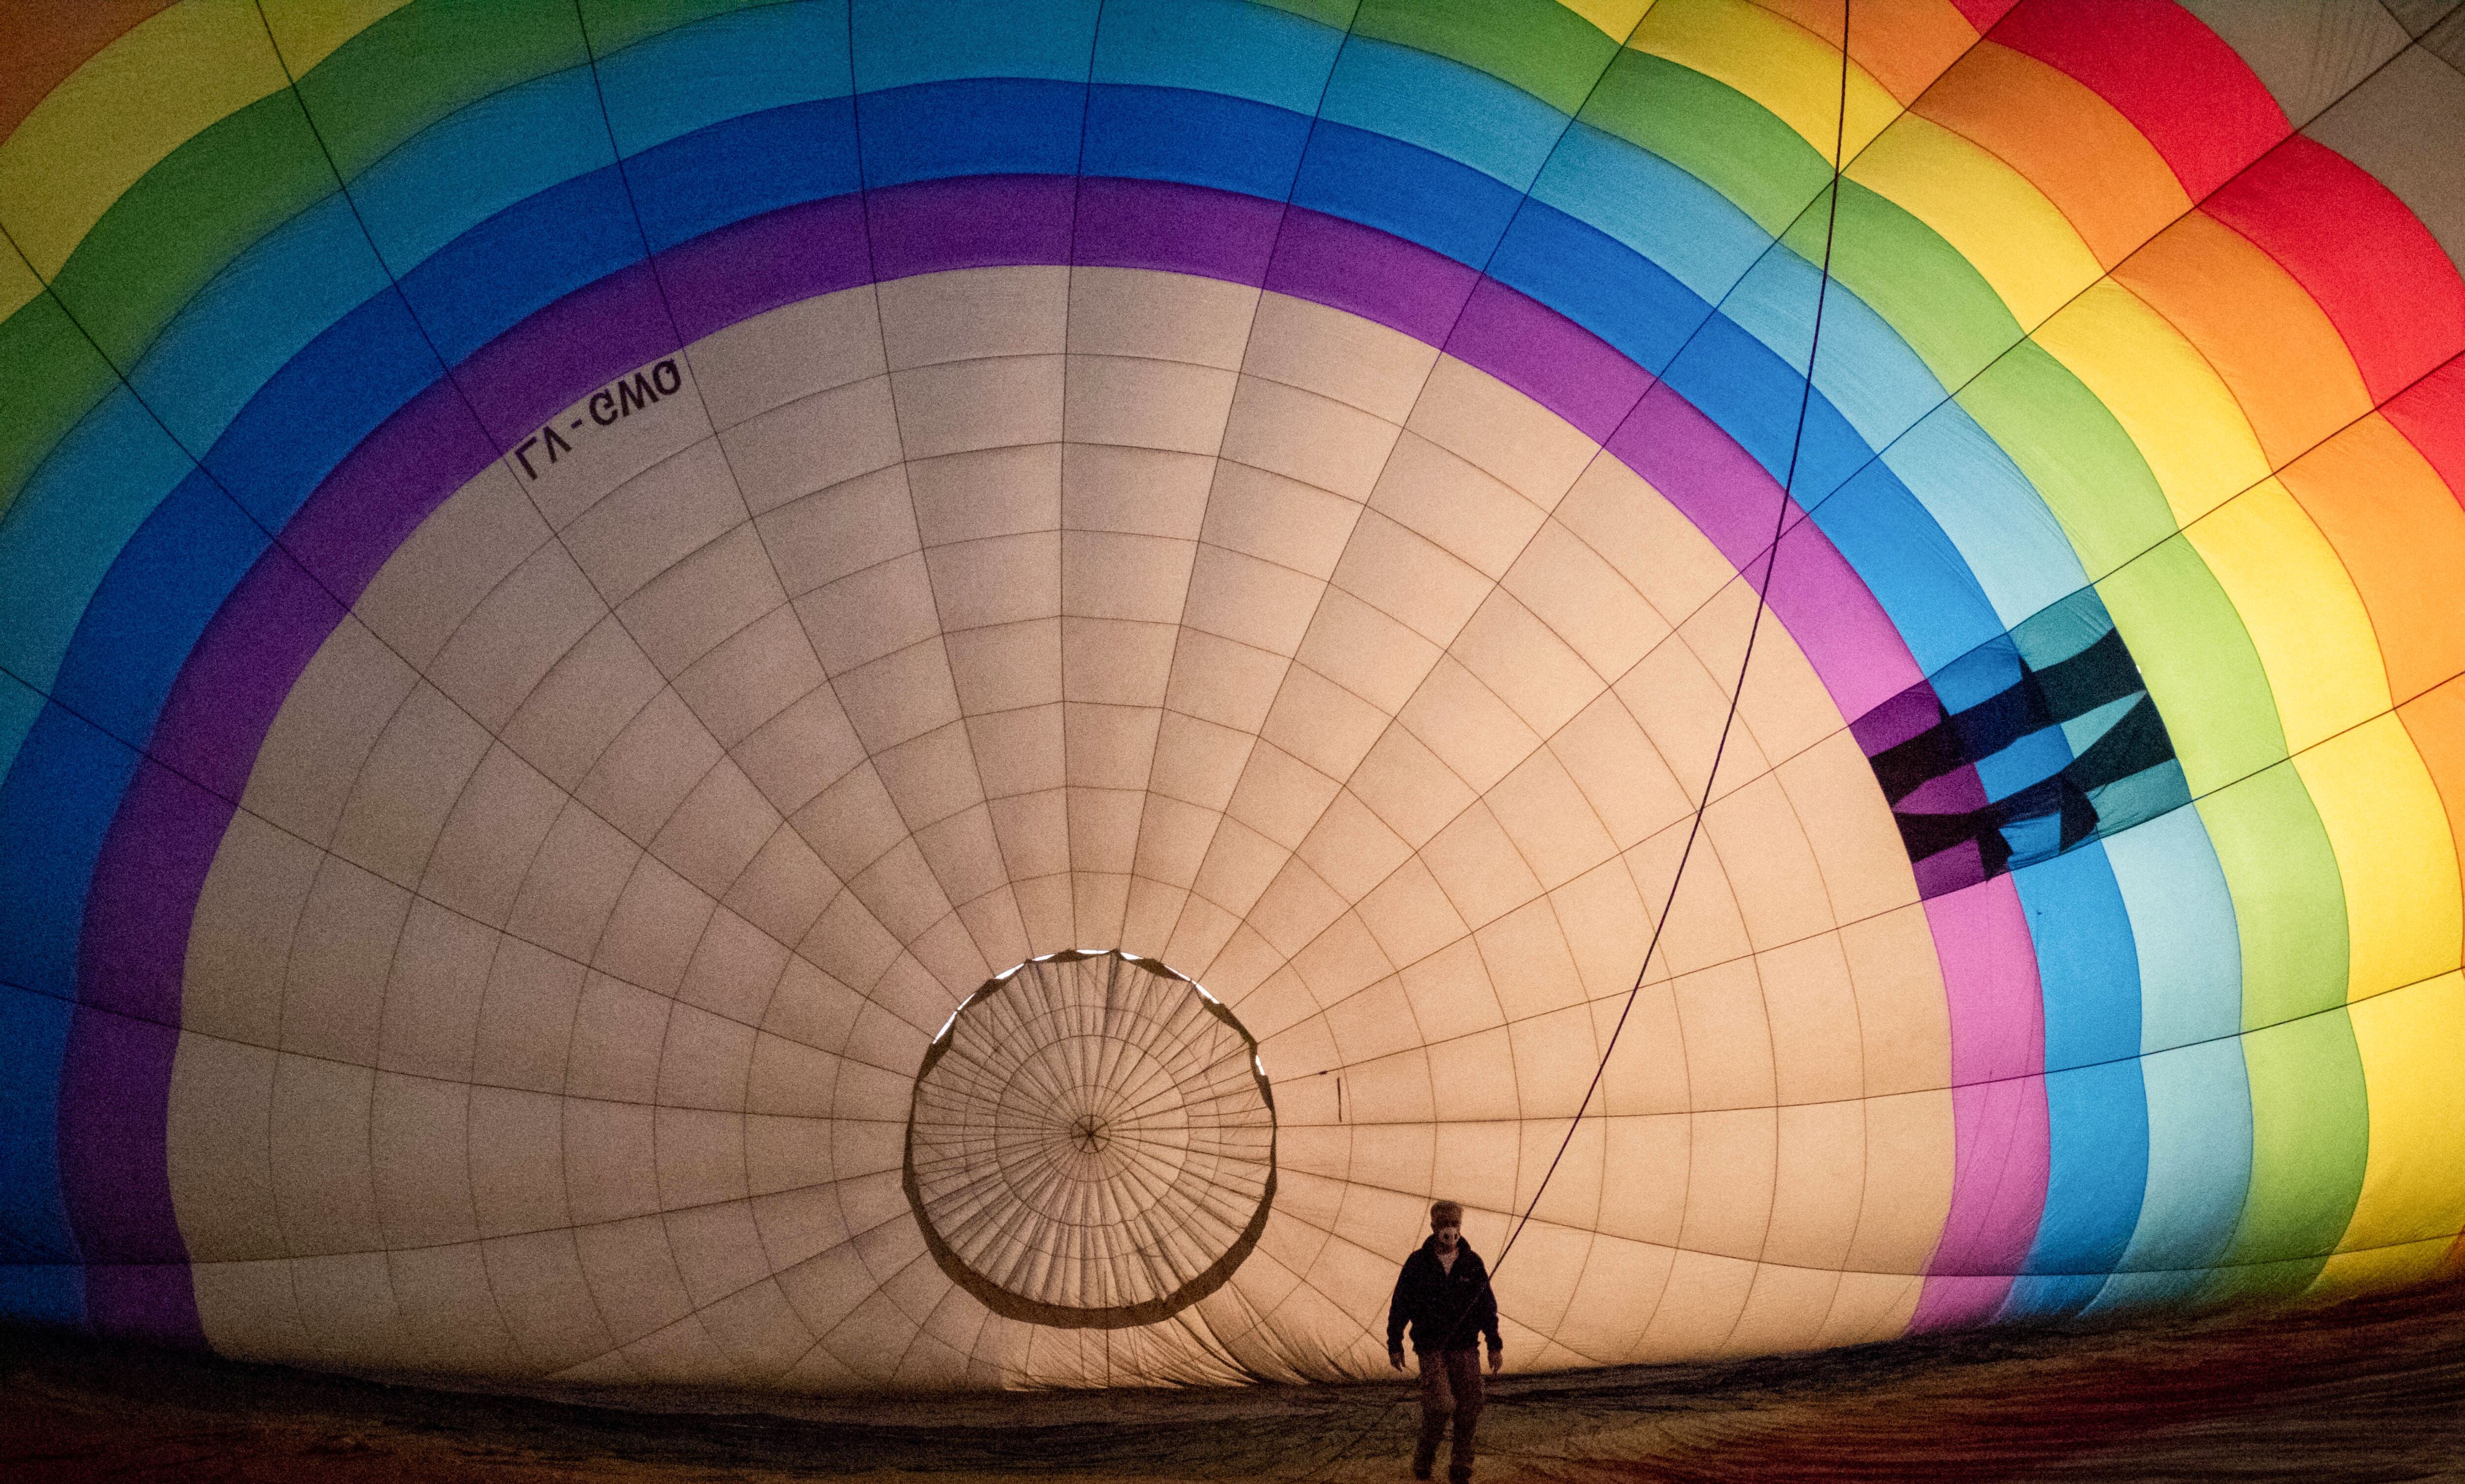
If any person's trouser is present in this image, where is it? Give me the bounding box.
[1412,1347,1484,1482]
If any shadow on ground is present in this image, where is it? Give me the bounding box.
[5,1277,2463,1482]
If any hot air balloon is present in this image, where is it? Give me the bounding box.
[0,0,2460,1398]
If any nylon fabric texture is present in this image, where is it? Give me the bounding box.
[0,0,2463,1395]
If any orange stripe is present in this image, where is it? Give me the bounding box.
[0,0,172,143]
[1745,0,1981,104]
[2281,415,2465,708]
[2113,211,2373,471]
[1911,38,2186,270]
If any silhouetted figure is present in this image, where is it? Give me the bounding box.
[1387,1200,1503,1483]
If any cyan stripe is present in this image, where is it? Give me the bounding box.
[852,0,1102,90]
[1529,123,1769,306]
[1884,400,2088,630]
[1092,0,1343,114]
[1320,36,1568,192]
[0,389,197,692]
[350,67,613,275]
[596,1,851,159]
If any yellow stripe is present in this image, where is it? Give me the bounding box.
[0,1,290,282]
[1845,113,2103,332]
[2183,478,2389,754]
[1557,0,1655,39]
[1632,0,1900,159]
[2331,971,2465,1264]
[2311,1236,2459,1303]
[2291,715,2464,1003]
[2033,280,2272,527]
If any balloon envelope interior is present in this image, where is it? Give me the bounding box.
[0,0,2462,1394]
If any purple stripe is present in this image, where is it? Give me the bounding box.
[661,194,873,343]
[458,266,676,450]
[70,175,1981,1343]
[1445,279,1652,446]
[868,175,1076,279]
[1076,177,1283,283]
[1267,209,1476,347]
[1851,683,1944,755]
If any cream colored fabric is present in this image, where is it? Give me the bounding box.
[171,267,1948,1392]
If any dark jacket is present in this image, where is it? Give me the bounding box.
[1386,1237,1501,1355]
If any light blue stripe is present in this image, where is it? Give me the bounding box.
[1883,401,2087,629]
[1726,248,1942,456]
[1093,0,1343,113]
[852,0,1102,89]
[1529,124,1769,305]
[128,195,390,457]
[598,1,850,158]
[0,389,196,692]
[350,67,612,274]
[2108,804,2242,1052]
[1319,36,1568,192]
[2100,1035,2252,1294]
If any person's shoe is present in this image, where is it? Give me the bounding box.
[1410,1470,1432,1482]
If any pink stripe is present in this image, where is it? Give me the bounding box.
[1911,874,2050,1324]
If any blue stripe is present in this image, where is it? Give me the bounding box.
[856,77,1086,187]
[2006,842,2150,1311]
[1487,199,1709,375]
[627,99,862,253]
[1083,84,1313,200]
[1290,120,1524,269]
[0,702,143,1005]
[0,981,84,1274]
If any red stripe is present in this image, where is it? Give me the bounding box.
[1948,0,2020,34]
[2384,355,2465,513]
[2205,136,2465,407]
[1989,0,2286,201]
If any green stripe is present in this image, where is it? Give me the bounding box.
[581,0,774,57]
[1957,342,2177,579]
[1353,0,1616,115]
[296,0,590,181]
[2216,1005,2369,1281]
[2097,536,2287,789]
[0,294,118,521]
[1578,50,1826,237]
[2198,764,2349,1028]
[1781,178,2019,389]
[46,92,332,371]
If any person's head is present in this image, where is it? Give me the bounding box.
[1429,1200,1463,1251]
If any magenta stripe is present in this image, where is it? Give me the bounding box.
[1910,873,2050,1326]
[71,176,1995,1341]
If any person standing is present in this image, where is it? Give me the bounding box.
[1386,1201,1503,1483]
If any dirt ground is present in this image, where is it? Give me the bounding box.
[5,1278,2463,1483]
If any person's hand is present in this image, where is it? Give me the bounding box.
[1389,1348,1406,1372]
[1487,1347,1503,1375]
